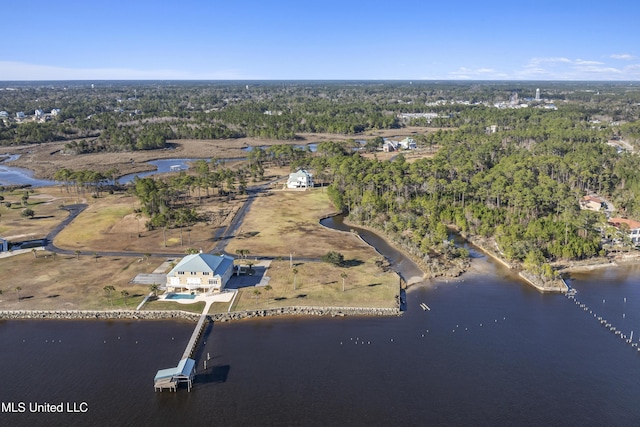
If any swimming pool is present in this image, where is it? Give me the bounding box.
[165,293,196,300]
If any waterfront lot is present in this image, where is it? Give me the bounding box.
[224,190,399,310]
[0,252,153,310]
[226,190,364,258]
[0,180,399,312]
[223,259,398,312]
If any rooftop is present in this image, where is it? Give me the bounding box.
[167,253,234,277]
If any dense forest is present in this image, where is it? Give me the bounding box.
[298,118,640,279]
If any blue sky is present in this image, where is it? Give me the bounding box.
[2,0,640,80]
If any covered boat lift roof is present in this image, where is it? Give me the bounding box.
[154,358,196,392]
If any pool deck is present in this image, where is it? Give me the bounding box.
[158,291,236,305]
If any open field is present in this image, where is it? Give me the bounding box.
[225,189,399,310]
[0,187,81,241]
[227,259,398,311]
[0,126,435,180]
[0,252,155,310]
[0,185,247,254]
[1,167,400,312]
[52,191,246,253]
[226,189,367,258]
[361,146,438,163]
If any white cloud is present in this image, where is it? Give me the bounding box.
[610,54,635,60]
[575,59,605,66]
[0,61,253,80]
[448,67,505,79]
[528,57,572,65]
[512,56,640,80]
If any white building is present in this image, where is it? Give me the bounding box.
[51,108,61,116]
[166,253,235,294]
[609,218,640,245]
[398,137,417,150]
[382,140,399,152]
[287,169,313,189]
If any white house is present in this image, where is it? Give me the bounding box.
[166,253,235,294]
[287,169,313,189]
[51,108,61,116]
[609,218,640,245]
[382,140,398,152]
[398,137,417,150]
[580,196,603,212]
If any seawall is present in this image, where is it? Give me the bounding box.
[0,306,401,322]
[0,309,203,321]
[211,306,401,321]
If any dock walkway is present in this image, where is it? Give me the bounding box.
[154,300,213,392]
[182,312,209,360]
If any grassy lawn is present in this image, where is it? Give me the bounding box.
[142,300,207,314]
[0,252,155,310]
[226,189,368,258]
[0,187,79,241]
[53,191,245,253]
[226,259,398,312]
[1,176,400,313]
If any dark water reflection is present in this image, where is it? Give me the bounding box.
[3,263,640,426]
[2,210,640,425]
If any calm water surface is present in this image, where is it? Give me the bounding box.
[2,254,640,426]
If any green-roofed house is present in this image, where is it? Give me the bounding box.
[166,253,235,294]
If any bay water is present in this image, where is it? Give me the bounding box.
[2,253,640,426]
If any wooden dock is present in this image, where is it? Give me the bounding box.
[182,313,209,360]
[153,313,210,392]
[154,377,177,392]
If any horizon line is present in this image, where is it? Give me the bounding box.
[1,79,640,83]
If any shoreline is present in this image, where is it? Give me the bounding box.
[319,214,423,286]
[454,231,569,292]
[0,306,401,322]
[336,217,428,285]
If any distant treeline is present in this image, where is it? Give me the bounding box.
[2,81,640,150]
